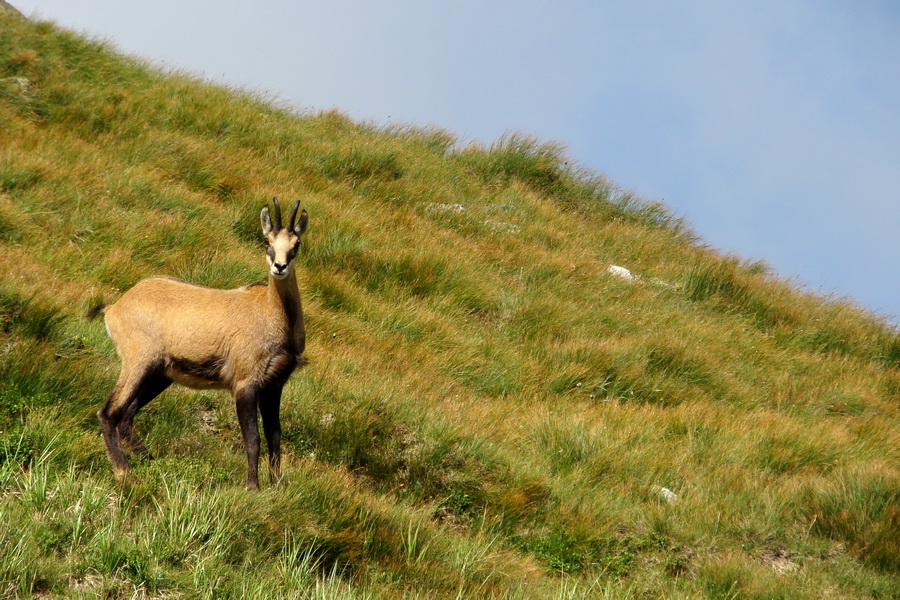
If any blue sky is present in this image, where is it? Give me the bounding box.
[12,0,900,322]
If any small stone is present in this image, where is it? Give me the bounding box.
[607,265,635,281]
[657,487,678,503]
[425,202,466,213]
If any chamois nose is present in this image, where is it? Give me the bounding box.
[273,262,287,272]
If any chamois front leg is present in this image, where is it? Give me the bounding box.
[259,386,283,484]
[235,385,261,490]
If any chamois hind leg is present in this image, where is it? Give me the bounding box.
[118,373,171,460]
[98,363,166,478]
[259,386,283,483]
[235,385,261,490]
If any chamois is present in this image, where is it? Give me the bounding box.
[89,198,308,489]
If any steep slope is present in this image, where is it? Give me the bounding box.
[1,12,898,599]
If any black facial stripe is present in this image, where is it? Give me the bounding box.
[266,245,276,261]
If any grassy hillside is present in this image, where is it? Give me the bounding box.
[1,11,898,599]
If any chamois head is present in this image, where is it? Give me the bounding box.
[261,197,308,280]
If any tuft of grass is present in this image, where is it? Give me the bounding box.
[683,258,794,329]
[456,134,566,196]
[0,163,44,193]
[802,466,900,572]
[697,552,811,600]
[530,420,601,475]
[319,146,405,184]
[0,286,66,341]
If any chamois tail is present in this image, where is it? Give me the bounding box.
[85,303,108,321]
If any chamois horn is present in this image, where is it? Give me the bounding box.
[288,200,301,232]
[271,197,282,230]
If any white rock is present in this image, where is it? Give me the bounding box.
[486,220,520,234]
[607,265,635,281]
[649,277,677,290]
[425,202,466,213]
[657,487,678,503]
[1,76,33,94]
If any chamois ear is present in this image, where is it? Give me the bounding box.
[260,206,274,236]
[294,209,308,238]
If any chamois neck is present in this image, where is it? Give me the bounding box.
[268,271,301,309]
[268,270,304,355]
[267,269,301,334]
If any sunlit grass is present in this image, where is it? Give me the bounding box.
[1,10,898,598]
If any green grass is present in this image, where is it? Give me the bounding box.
[1,10,899,598]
